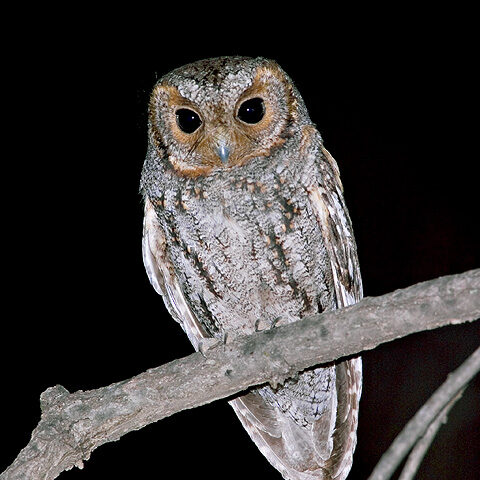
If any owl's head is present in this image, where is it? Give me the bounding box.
[148,57,310,177]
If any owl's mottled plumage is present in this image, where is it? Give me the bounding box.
[141,56,362,480]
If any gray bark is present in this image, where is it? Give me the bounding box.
[2,269,479,480]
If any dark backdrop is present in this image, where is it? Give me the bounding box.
[2,13,478,480]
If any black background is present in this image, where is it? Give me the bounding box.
[2,10,479,480]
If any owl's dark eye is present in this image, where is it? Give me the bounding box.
[237,97,265,124]
[176,108,202,134]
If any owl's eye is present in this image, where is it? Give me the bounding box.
[176,108,202,134]
[237,97,265,124]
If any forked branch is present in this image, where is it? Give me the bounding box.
[368,346,480,480]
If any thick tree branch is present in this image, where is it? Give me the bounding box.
[2,269,479,480]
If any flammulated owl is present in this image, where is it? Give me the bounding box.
[140,56,362,480]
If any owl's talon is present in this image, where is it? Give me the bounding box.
[256,316,285,331]
[255,318,271,331]
[198,337,222,357]
[270,316,283,328]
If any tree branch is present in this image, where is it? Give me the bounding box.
[2,269,479,480]
[368,346,480,480]
[397,389,466,480]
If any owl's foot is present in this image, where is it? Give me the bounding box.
[198,332,231,357]
[198,337,222,357]
[255,316,289,331]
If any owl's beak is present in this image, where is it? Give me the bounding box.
[212,127,232,164]
[216,144,230,164]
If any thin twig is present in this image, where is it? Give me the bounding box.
[397,389,465,480]
[367,346,480,480]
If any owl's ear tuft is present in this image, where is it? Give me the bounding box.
[256,60,311,127]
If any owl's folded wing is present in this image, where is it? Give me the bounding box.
[142,198,208,349]
[307,146,363,309]
[308,145,363,478]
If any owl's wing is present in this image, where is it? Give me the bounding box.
[308,146,363,478]
[308,146,363,308]
[229,145,363,480]
[142,198,208,350]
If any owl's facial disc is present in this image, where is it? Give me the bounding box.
[149,59,300,177]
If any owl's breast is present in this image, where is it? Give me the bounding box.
[155,156,335,339]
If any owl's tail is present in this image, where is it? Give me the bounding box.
[229,358,362,480]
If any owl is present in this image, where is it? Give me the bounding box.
[140,57,362,480]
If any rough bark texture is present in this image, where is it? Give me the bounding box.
[2,269,479,480]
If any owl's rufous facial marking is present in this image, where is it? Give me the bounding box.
[148,62,299,177]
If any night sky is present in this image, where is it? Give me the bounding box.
[3,14,478,480]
